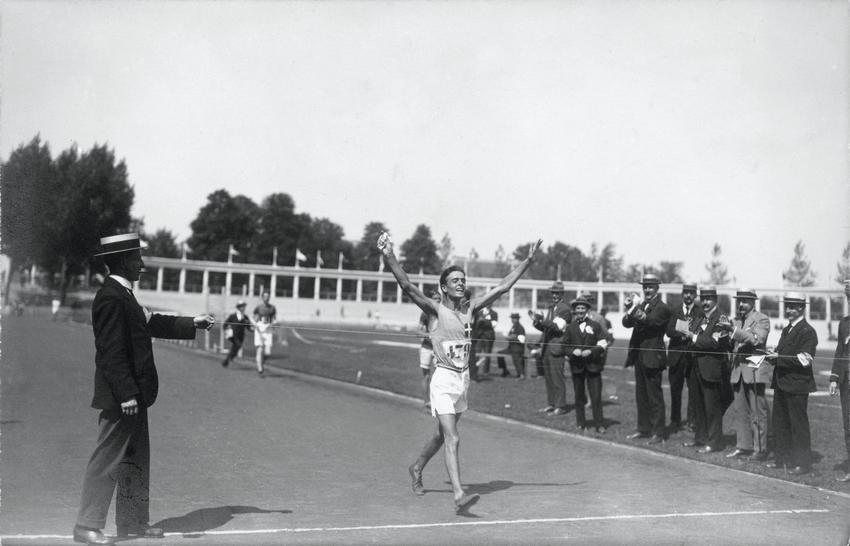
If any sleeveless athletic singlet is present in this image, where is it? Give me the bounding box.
[430,303,473,372]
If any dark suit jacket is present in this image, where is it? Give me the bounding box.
[691,307,732,383]
[563,318,606,374]
[91,277,197,410]
[771,318,818,394]
[623,295,670,369]
[830,316,850,384]
[666,302,704,369]
[225,311,253,343]
[533,301,572,357]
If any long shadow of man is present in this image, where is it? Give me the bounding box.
[153,506,291,534]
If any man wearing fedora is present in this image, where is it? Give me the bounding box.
[684,287,732,454]
[622,274,671,444]
[497,312,527,378]
[530,280,572,415]
[765,292,818,475]
[564,296,608,432]
[74,233,214,546]
[665,283,704,432]
[829,280,850,481]
[722,290,772,460]
[222,300,253,368]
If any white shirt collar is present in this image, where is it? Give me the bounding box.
[109,274,132,291]
[789,315,804,328]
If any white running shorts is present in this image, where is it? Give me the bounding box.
[429,366,470,417]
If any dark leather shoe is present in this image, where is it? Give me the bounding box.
[748,451,768,462]
[725,448,752,459]
[73,526,114,545]
[788,465,810,476]
[682,441,704,448]
[116,525,164,539]
[647,435,664,445]
[549,408,568,416]
[697,446,718,454]
[765,461,783,469]
[627,432,650,440]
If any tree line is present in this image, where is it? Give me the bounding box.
[2,136,843,302]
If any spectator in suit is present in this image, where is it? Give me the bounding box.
[564,296,608,433]
[222,300,253,367]
[683,287,732,454]
[829,280,850,482]
[474,306,498,375]
[766,292,818,475]
[723,290,772,460]
[665,283,703,432]
[622,274,671,444]
[74,233,214,546]
[498,313,527,378]
[530,281,572,416]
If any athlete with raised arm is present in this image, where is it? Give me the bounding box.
[378,232,541,513]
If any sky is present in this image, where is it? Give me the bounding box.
[2,1,848,288]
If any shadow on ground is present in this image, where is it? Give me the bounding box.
[153,505,292,534]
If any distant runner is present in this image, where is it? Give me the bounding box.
[253,291,277,376]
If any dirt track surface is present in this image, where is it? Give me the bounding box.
[2,316,849,545]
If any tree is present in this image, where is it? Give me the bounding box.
[515,241,594,281]
[45,144,135,300]
[591,242,625,282]
[1,136,55,301]
[254,192,309,265]
[353,221,390,271]
[400,224,441,274]
[836,242,850,285]
[657,261,684,284]
[704,243,730,285]
[187,190,259,262]
[145,228,180,258]
[300,217,350,267]
[783,240,817,287]
[437,233,454,268]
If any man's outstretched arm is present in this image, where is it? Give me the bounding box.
[377,232,438,315]
[474,239,542,314]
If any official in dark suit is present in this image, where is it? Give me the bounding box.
[665,283,703,431]
[723,290,772,460]
[622,274,671,443]
[531,281,572,415]
[222,300,253,367]
[497,312,527,378]
[766,292,818,475]
[563,296,608,432]
[74,234,214,546]
[684,287,732,453]
[829,280,850,482]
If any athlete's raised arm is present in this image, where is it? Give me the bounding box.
[472,239,542,315]
[377,232,439,316]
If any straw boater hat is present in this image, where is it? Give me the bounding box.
[782,292,807,306]
[510,312,520,319]
[681,283,697,293]
[236,300,247,308]
[549,280,565,293]
[640,274,660,286]
[699,287,718,298]
[93,233,148,256]
[735,289,758,300]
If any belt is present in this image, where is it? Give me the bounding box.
[435,363,469,373]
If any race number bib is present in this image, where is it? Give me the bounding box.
[441,340,470,368]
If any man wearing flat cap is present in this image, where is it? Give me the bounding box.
[622,274,671,444]
[74,233,214,546]
[722,290,772,460]
[829,280,850,481]
[564,296,608,432]
[665,283,704,431]
[765,292,818,475]
[223,300,253,368]
[684,287,732,454]
[530,280,572,415]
